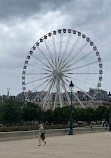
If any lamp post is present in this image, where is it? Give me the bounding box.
[69,81,74,135]
[108,92,111,131]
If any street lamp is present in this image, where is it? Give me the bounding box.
[69,81,74,135]
[108,92,111,131]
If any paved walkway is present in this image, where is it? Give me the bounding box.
[0,132,111,158]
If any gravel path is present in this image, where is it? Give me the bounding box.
[0,132,111,158]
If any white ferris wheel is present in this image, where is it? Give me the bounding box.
[22,29,102,109]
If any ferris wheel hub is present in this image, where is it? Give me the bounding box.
[52,69,63,78]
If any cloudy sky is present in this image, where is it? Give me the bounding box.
[0,0,111,96]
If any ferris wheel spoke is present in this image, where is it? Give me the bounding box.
[54,91,58,109]
[69,41,88,64]
[62,76,70,84]
[58,33,72,69]
[63,36,81,64]
[65,51,94,70]
[61,78,71,104]
[33,77,54,92]
[28,64,52,72]
[72,51,93,66]
[64,75,97,87]
[82,74,99,87]
[54,81,59,109]
[58,32,63,64]
[63,33,72,59]
[58,91,63,108]
[31,54,52,70]
[63,74,72,79]
[25,68,52,75]
[74,83,93,99]
[60,36,81,70]
[53,78,62,109]
[62,61,98,73]
[25,79,40,85]
[44,39,55,65]
[52,34,57,68]
[42,68,52,72]
[60,41,88,71]
[73,93,86,108]
[57,79,63,108]
[37,46,54,70]
[35,78,53,91]
[31,79,49,92]
[66,72,99,74]
[25,74,52,85]
[43,79,55,109]
[26,72,51,75]
[38,75,52,81]
[66,74,97,86]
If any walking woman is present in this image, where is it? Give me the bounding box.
[38,124,46,146]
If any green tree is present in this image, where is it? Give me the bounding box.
[95,106,109,121]
[76,108,85,121]
[85,108,96,122]
[22,102,42,122]
[53,107,63,124]
[61,106,70,124]
[0,99,23,126]
[43,109,54,124]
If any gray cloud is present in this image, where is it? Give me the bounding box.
[0,0,71,20]
[0,0,111,95]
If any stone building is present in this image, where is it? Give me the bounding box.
[0,89,111,109]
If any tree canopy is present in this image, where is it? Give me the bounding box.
[0,99,110,126]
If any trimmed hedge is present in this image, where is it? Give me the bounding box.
[0,126,38,132]
[0,124,86,132]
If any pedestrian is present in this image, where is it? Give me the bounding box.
[109,124,111,131]
[38,124,46,146]
[90,123,94,131]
